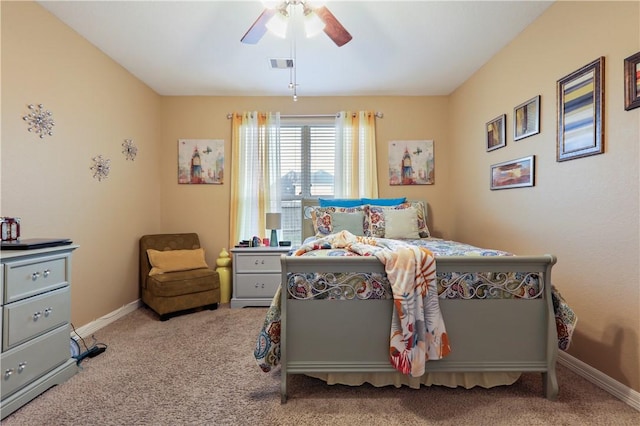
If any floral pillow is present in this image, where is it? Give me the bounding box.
[365,201,430,238]
[311,206,365,237]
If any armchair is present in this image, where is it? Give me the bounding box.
[140,233,220,320]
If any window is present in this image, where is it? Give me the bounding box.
[230,110,377,249]
[280,118,336,246]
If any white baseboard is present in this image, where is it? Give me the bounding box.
[558,351,640,412]
[70,302,639,413]
[72,299,142,340]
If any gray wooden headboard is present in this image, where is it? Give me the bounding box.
[300,198,429,241]
[301,198,321,241]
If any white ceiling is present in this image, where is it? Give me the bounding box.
[37,0,554,97]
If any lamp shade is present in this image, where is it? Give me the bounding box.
[266,213,282,230]
[304,11,325,38]
[265,11,288,38]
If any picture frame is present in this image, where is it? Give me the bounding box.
[624,51,640,111]
[513,95,540,141]
[178,139,224,184]
[490,155,535,190]
[556,57,605,162]
[486,114,506,152]
[388,140,435,185]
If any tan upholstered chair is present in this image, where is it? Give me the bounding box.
[140,233,220,320]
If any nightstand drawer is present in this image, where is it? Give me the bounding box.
[234,274,281,298]
[1,325,70,399]
[4,255,68,303]
[3,286,70,351]
[234,254,282,273]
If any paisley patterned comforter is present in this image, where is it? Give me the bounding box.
[290,237,543,300]
[254,235,577,373]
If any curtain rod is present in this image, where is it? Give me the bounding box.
[226,112,383,119]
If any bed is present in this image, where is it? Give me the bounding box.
[254,198,576,403]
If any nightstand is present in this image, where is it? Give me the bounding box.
[230,247,290,308]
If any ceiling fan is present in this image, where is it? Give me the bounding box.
[241,1,353,47]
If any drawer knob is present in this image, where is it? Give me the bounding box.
[31,271,41,281]
[33,311,42,321]
[44,307,53,317]
[4,368,14,379]
[254,283,265,289]
[43,269,51,277]
[18,362,27,373]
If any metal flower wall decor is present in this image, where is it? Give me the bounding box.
[90,155,111,181]
[122,139,138,161]
[23,104,55,138]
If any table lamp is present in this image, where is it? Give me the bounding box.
[266,213,281,247]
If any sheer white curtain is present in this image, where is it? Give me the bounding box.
[334,111,379,198]
[230,112,281,247]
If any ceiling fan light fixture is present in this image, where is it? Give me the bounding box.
[303,10,325,38]
[265,10,289,38]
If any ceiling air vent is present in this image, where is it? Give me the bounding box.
[270,58,294,69]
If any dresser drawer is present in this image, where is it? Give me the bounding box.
[235,273,281,298]
[3,286,70,351]
[234,254,282,273]
[4,255,68,303]
[1,325,70,399]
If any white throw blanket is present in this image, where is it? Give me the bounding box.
[294,231,451,376]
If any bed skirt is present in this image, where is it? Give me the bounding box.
[305,371,521,389]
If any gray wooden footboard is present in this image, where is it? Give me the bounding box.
[279,254,558,403]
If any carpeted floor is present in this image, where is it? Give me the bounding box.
[2,305,638,425]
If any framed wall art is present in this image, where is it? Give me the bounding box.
[178,139,224,184]
[486,114,506,152]
[556,57,604,162]
[490,155,535,190]
[513,95,540,141]
[624,51,640,111]
[388,140,434,185]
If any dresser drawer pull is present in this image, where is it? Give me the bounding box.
[44,307,53,317]
[254,283,265,289]
[43,269,51,277]
[254,259,265,265]
[33,311,42,321]
[4,368,14,379]
[31,271,41,281]
[18,362,27,373]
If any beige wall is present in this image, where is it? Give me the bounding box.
[1,2,163,325]
[159,95,453,252]
[2,1,639,394]
[449,1,639,391]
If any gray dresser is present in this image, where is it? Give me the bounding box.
[1,245,78,419]
[230,247,289,308]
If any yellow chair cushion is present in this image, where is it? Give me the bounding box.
[147,248,209,276]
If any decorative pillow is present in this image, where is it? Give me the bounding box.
[331,211,365,236]
[403,200,430,237]
[147,248,209,276]
[319,198,363,208]
[311,206,364,236]
[384,207,420,239]
[365,201,430,238]
[361,197,406,206]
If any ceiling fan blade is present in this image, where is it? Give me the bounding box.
[241,9,276,44]
[314,6,352,47]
